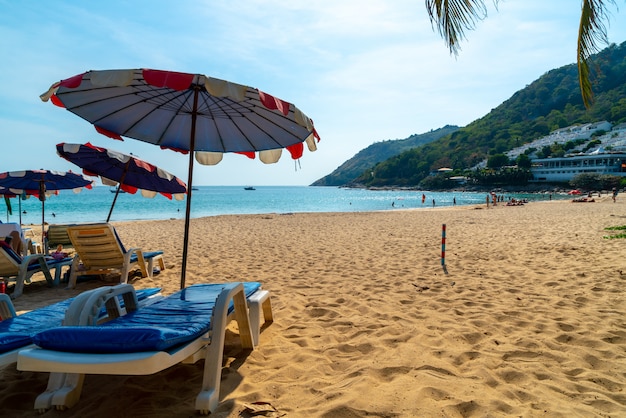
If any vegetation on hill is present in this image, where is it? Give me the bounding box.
[311,125,459,186]
[348,41,626,188]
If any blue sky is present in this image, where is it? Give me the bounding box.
[1,1,625,186]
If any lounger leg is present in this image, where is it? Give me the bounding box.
[146,255,164,278]
[34,372,85,412]
[66,256,81,290]
[11,265,29,299]
[157,256,165,271]
[195,284,254,415]
[147,258,154,278]
[50,373,85,410]
[247,290,273,346]
[11,278,24,299]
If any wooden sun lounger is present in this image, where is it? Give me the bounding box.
[66,223,165,289]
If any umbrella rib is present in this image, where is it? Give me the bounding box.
[196,93,302,152]
[67,86,193,146]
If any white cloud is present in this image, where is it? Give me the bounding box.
[0,0,624,185]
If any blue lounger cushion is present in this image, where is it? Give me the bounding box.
[129,251,163,264]
[0,287,161,354]
[32,282,261,354]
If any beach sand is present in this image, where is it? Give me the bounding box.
[1,197,625,417]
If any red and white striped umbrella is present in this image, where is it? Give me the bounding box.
[41,68,320,288]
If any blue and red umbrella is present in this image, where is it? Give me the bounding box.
[0,170,94,240]
[56,142,187,222]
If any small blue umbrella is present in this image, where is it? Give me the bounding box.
[0,169,93,240]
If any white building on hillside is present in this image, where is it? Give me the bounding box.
[530,152,626,182]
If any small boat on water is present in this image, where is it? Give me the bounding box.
[110,187,127,193]
[244,186,256,191]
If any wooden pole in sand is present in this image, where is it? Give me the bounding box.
[441,224,448,274]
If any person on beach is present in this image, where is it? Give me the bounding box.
[453,197,456,206]
[3,231,23,254]
[432,199,435,208]
[52,244,68,260]
[612,188,618,202]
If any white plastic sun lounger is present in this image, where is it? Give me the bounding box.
[0,286,162,368]
[18,282,272,415]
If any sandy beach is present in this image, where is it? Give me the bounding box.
[1,197,625,417]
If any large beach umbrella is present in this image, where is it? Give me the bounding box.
[0,170,94,240]
[41,68,320,288]
[56,142,187,222]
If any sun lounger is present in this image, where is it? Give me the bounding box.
[0,242,73,299]
[18,282,272,414]
[0,286,162,368]
[65,223,165,289]
[0,223,39,256]
[45,224,75,255]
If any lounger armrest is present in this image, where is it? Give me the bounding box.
[64,284,138,326]
[21,254,48,265]
[0,293,17,319]
[19,254,53,283]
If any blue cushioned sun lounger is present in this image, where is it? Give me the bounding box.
[0,287,162,367]
[17,282,272,415]
[0,242,73,299]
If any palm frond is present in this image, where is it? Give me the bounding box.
[578,0,614,108]
[425,0,496,55]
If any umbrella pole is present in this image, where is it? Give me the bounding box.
[180,87,200,290]
[106,187,121,222]
[106,162,130,223]
[41,201,45,246]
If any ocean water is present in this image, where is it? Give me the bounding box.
[3,186,560,226]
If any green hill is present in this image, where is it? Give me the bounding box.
[319,41,626,188]
[311,125,459,186]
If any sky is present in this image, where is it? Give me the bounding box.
[1,1,625,186]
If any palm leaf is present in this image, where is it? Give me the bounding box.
[426,0,495,55]
[426,0,619,109]
[578,0,614,108]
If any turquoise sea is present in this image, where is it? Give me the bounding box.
[4,186,562,226]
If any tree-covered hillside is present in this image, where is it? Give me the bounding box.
[350,41,626,188]
[311,125,459,186]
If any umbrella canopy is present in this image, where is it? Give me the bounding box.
[57,142,187,222]
[0,170,94,240]
[41,68,320,288]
